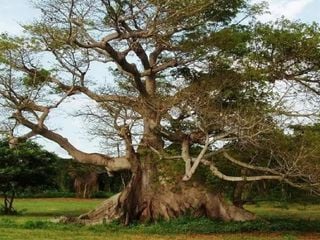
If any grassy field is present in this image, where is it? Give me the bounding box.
[0,198,320,240]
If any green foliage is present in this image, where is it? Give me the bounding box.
[24,24,73,50]
[210,26,251,56]
[0,140,58,189]
[0,141,60,214]
[243,19,320,82]
[22,69,51,87]
[0,34,22,64]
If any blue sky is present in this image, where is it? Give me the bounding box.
[0,0,319,35]
[253,0,320,23]
[0,0,320,157]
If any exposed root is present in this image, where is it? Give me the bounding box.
[54,186,255,225]
[53,193,121,225]
[138,187,255,222]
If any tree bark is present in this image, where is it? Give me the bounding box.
[232,170,254,209]
[232,181,248,209]
[14,99,256,224]
[65,175,256,225]
[60,131,256,225]
[2,191,16,215]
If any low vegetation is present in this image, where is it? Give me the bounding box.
[1,0,320,224]
[0,198,319,240]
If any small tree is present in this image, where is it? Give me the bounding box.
[0,140,58,214]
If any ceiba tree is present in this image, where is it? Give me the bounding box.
[0,0,319,224]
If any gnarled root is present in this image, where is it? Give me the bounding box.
[55,186,255,225]
[53,193,121,225]
[138,187,255,222]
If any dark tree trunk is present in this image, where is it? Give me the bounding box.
[232,181,247,209]
[2,191,16,215]
[232,170,254,208]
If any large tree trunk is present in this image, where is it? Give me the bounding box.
[61,151,255,225]
[59,117,255,225]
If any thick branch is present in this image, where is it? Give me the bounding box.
[73,39,147,96]
[222,152,281,176]
[141,59,178,76]
[13,112,131,171]
[181,137,191,175]
[201,159,283,182]
[47,76,141,113]
[8,130,36,149]
[182,133,210,181]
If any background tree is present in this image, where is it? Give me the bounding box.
[0,0,319,224]
[56,159,130,198]
[213,122,320,207]
[0,140,58,214]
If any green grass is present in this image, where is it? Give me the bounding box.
[246,201,320,220]
[0,198,102,223]
[0,198,320,240]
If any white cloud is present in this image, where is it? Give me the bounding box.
[252,0,314,22]
[0,0,40,34]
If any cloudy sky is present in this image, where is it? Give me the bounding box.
[0,0,319,157]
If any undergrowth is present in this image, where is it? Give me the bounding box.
[0,216,319,234]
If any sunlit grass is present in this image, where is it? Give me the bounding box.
[0,198,103,223]
[0,198,320,240]
[245,202,320,220]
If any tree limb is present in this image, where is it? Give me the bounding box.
[13,111,131,171]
